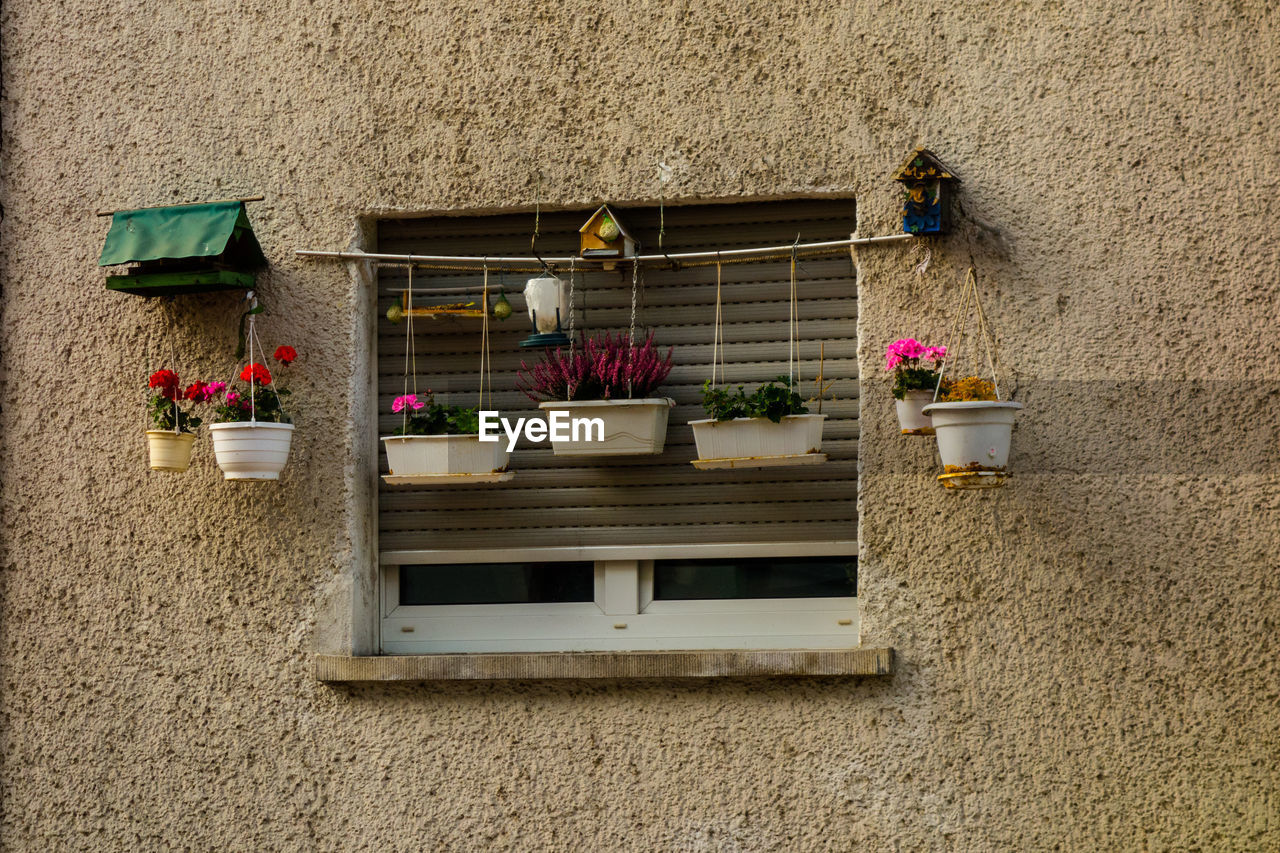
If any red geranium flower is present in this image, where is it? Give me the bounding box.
[273,345,297,365]
[183,381,209,403]
[240,363,272,384]
[149,369,181,401]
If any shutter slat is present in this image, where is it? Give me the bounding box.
[379,521,854,551]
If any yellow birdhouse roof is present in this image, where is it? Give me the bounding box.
[579,204,635,240]
[891,148,960,183]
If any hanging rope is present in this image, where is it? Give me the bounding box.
[478,262,492,411]
[710,256,724,388]
[401,265,417,432]
[166,334,180,435]
[788,238,800,390]
[934,266,1003,401]
[247,302,257,423]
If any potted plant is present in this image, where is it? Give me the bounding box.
[381,391,511,482]
[690,376,826,468]
[886,338,946,435]
[921,376,1023,489]
[206,346,296,480]
[518,331,675,457]
[144,369,207,472]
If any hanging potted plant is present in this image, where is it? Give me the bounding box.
[885,338,946,435]
[690,377,826,469]
[518,331,675,457]
[380,392,511,483]
[920,267,1023,489]
[144,369,206,472]
[206,346,296,480]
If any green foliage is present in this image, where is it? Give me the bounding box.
[147,394,201,433]
[394,403,481,436]
[701,376,809,423]
[891,366,941,400]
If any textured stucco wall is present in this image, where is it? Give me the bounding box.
[3,1,1279,849]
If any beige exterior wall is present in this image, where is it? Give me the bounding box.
[2,1,1278,849]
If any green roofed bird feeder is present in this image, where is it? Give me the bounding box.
[98,199,267,296]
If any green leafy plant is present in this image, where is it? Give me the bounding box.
[146,370,203,433]
[701,377,808,423]
[885,338,946,400]
[392,392,480,436]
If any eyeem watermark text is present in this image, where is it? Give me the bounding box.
[478,411,604,451]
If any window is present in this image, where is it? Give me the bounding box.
[375,199,858,653]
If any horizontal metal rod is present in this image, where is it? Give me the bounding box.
[96,195,265,217]
[296,233,913,268]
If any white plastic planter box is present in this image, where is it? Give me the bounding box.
[146,430,195,472]
[209,421,294,480]
[689,413,827,469]
[894,389,935,435]
[381,434,512,484]
[537,398,674,456]
[920,400,1023,489]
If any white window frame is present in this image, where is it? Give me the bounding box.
[381,542,857,654]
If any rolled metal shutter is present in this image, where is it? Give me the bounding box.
[377,198,857,554]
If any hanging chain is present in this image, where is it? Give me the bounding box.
[567,259,577,359]
[402,264,415,433]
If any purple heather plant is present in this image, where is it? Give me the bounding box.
[518,331,674,402]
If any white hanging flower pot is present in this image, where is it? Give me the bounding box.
[895,390,936,435]
[689,414,827,469]
[209,421,294,480]
[146,430,195,472]
[920,401,1022,489]
[537,398,675,456]
[381,434,512,484]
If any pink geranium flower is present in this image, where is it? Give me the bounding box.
[392,394,426,413]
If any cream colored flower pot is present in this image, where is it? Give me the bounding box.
[381,434,511,477]
[146,430,195,472]
[690,413,826,461]
[537,398,674,456]
[920,400,1023,489]
[209,421,294,480]
[894,389,935,435]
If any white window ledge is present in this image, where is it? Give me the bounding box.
[315,648,893,682]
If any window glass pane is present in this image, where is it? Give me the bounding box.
[400,562,594,606]
[653,556,856,600]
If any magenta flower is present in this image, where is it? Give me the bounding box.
[885,338,945,371]
[392,394,426,413]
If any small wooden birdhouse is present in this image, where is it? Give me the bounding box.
[579,205,636,270]
[892,149,959,235]
[98,200,267,296]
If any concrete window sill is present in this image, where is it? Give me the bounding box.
[315,648,893,682]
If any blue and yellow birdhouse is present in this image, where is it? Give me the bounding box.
[892,149,958,235]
